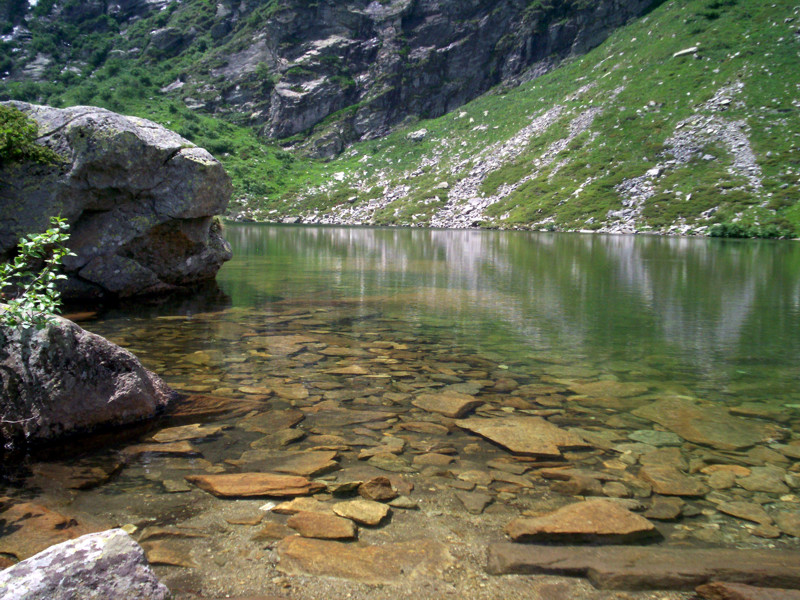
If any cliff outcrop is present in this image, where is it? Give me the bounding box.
[2,0,662,158]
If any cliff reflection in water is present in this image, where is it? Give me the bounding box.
[218,224,800,403]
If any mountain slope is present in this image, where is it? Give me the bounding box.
[0,0,660,156]
[256,0,800,236]
[1,0,798,237]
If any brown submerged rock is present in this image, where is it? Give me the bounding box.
[276,537,453,584]
[696,581,800,600]
[638,465,709,497]
[124,441,200,457]
[185,473,325,498]
[287,511,357,540]
[457,416,590,457]
[717,501,773,526]
[633,398,781,451]
[272,497,334,515]
[332,499,391,525]
[359,476,398,502]
[504,499,658,544]
[487,544,800,590]
[0,500,99,561]
[412,391,483,418]
[150,423,223,443]
[239,409,305,434]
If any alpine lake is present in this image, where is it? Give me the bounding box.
[3,224,800,599]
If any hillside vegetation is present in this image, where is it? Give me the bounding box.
[262,0,800,236]
[1,0,798,236]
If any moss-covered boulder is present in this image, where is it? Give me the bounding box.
[0,101,232,299]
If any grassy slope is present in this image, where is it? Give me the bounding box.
[262,0,800,236]
[1,0,798,236]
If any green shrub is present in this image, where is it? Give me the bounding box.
[0,105,60,166]
[0,217,74,330]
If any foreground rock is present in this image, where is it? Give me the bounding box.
[0,312,173,449]
[504,499,658,544]
[185,473,325,497]
[0,102,232,299]
[487,544,800,590]
[276,537,453,584]
[0,529,171,600]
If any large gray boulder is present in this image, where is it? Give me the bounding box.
[0,101,232,299]
[0,529,171,600]
[0,307,173,449]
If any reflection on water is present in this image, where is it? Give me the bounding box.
[220,225,800,402]
[2,225,799,598]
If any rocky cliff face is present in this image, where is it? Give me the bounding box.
[3,0,661,158]
[0,102,232,299]
[190,0,661,156]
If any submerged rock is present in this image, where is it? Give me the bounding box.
[696,581,800,600]
[504,499,658,544]
[185,472,325,497]
[332,499,391,525]
[0,311,173,449]
[287,511,358,540]
[0,499,98,561]
[457,416,590,457]
[633,398,782,451]
[487,544,800,590]
[0,101,232,299]
[276,537,453,584]
[0,529,170,600]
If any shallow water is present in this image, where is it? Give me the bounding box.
[2,225,800,597]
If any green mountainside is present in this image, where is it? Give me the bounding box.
[1,0,798,236]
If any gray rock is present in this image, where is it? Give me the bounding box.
[0,309,173,449]
[0,529,171,600]
[0,102,232,299]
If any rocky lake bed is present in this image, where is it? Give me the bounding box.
[2,297,799,599]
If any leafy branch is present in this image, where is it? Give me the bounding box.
[0,216,75,330]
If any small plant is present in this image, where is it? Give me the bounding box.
[0,105,61,166]
[0,216,75,330]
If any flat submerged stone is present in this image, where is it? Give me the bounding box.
[632,398,780,451]
[486,544,800,590]
[0,500,98,561]
[332,499,391,525]
[456,416,590,457]
[286,511,357,540]
[504,499,657,544]
[185,473,325,498]
[276,537,453,584]
[412,392,483,418]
